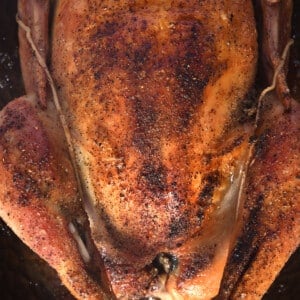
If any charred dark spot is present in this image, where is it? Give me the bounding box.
[93,71,101,80]
[168,214,189,238]
[151,253,178,275]
[139,162,166,194]
[140,297,161,300]
[202,153,213,164]
[91,38,119,76]
[132,41,152,70]
[92,20,122,39]
[254,129,270,158]
[198,171,221,206]
[141,19,148,31]
[180,249,215,281]
[134,98,157,126]
[12,170,45,206]
[249,134,257,144]
[178,110,193,128]
[169,19,216,129]
[90,16,155,78]
[132,97,158,153]
[228,193,264,267]
[0,107,25,135]
[175,62,208,102]
[196,209,204,221]
[174,21,214,102]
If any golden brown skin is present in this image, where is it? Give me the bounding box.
[0,97,109,299]
[52,0,256,298]
[218,1,300,298]
[218,95,300,300]
[0,0,298,299]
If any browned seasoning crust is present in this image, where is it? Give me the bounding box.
[218,95,300,300]
[1,0,298,299]
[0,97,109,299]
[52,1,257,298]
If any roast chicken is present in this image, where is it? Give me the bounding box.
[0,0,299,299]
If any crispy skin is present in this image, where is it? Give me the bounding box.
[0,97,109,300]
[217,1,300,298]
[218,96,300,300]
[3,1,298,299]
[52,1,257,298]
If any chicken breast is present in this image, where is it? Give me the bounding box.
[51,1,257,298]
